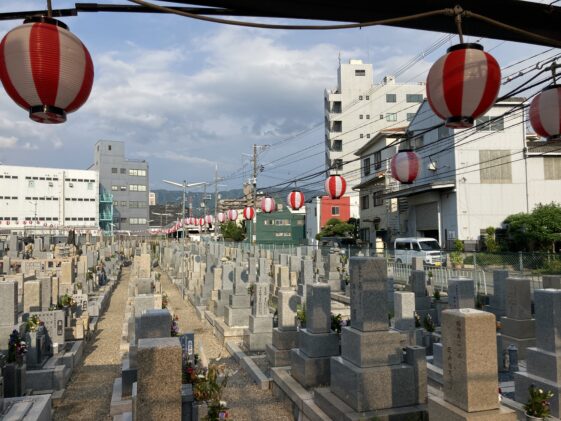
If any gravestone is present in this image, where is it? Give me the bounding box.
[297,258,314,300]
[394,291,416,330]
[315,257,426,418]
[483,270,509,319]
[23,280,42,313]
[28,310,65,347]
[137,309,172,341]
[428,309,516,420]
[223,266,251,328]
[500,277,535,359]
[447,278,475,309]
[514,289,561,419]
[266,288,299,367]
[136,337,182,421]
[542,275,561,289]
[180,333,195,367]
[60,262,74,285]
[38,277,53,311]
[243,282,273,351]
[290,284,340,387]
[0,281,19,351]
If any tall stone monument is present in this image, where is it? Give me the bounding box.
[500,277,535,359]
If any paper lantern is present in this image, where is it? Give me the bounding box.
[530,85,561,140]
[243,207,255,220]
[325,175,347,199]
[199,217,205,226]
[227,209,238,221]
[426,43,500,128]
[287,190,305,210]
[0,17,94,124]
[205,215,213,225]
[261,197,276,213]
[391,150,420,184]
[217,212,226,223]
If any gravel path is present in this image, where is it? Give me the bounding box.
[53,267,130,421]
[160,270,293,421]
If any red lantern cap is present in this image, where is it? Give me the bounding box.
[0,16,94,124]
[426,43,500,129]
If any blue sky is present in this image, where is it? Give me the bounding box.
[0,0,553,193]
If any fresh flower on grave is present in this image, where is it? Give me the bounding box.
[423,314,436,333]
[171,315,180,337]
[7,330,27,365]
[524,384,554,418]
[192,363,229,420]
[25,315,42,332]
[76,282,83,291]
[247,283,255,296]
[414,312,421,328]
[60,294,75,308]
[162,293,169,309]
[296,304,306,328]
[331,313,344,334]
[433,289,441,301]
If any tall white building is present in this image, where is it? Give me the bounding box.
[0,164,98,234]
[324,59,426,218]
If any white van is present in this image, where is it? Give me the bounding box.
[393,237,446,266]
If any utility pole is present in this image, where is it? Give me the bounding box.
[213,164,225,238]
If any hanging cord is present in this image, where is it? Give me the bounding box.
[454,5,465,43]
[47,0,53,17]
[127,0,454,31]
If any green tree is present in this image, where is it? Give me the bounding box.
[504,203,561,252]
[220,221,245,242]
[484,226,499,253]
[315,218,355,240]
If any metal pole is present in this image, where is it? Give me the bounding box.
[182,180,186,287]
[252,143,257,244]
[214,164,219,237]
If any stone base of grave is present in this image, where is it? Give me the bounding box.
[290,348,332,388]
[224,305,251,328]
[243,329,272,351]
[314,387,427,421]
[329,356,419,412]
[266,344,292,367]
[428,395,516,421]
[194,304,206,321]
[499,334,535,359]
[482,305,505,320]
[272,328,298,350]
[299,329,340,358]
[214,317,247,343]
[500,317,535,339]
[514,371,561,419]
[3,395,52,421]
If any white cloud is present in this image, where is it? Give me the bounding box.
[0,136,17,149]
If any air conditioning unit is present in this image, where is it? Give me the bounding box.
[48,182,53,187]
[69,183,74,187]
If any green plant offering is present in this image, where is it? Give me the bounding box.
[423,314,435,333]
[433,289,441,301]
[524,385,554,418]
[26,315,41,332]
[296,303,306,327]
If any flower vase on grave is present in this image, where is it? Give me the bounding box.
[192,400,208,421]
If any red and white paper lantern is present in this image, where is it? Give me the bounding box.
[199,217,205,226]
[227,209,238,221]
[325,175,347,199]
[217,212,226,223]
[0,17,94,124]
[530,85,561,140]
[390,150,420,184]
[261,197,276,213]
[287,190,305,210]
[205,215,213,225]
[426,43,501,128]
[243,207,255,220]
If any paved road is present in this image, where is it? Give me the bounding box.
[53,267,130,421]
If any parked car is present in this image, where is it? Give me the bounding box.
[393,237,446,267]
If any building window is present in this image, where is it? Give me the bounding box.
[409,135,423,149]
[379,114,384,120]
[373,191,384,206]
[28,180,35,188]
[366,114,370,119]
[359,114,363,119]
[87,182,93,190]
[479,150,512,183]
[138,169,146,177]
[111,168,117,174]
[108,145,112,151]
[365,96,369,100]
[111,185,118,191]
[332,121,342,132]
[121,201,127,206]
[386,94,397,103]
[359,96,363,100]
[544,157,561,180]
[355,69,365,76]
[360,134,364,138]
[374,151,382,170]
[438,125,450,139]
[332,139,342,152]
[366,134,370,138]
[120,186,127,191]
[139,185,146,192]
[129,169,138,176]
[332,159,343,171]
[386,113,397,122]
[120,168,126,174]
[361,195,369,210]
[363,157,371,176]
[476,116,504,131]
[331,206,340,215]
[407,113,416,122]
[406,94,423,103]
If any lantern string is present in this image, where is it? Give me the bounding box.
[453,6,465,44]
[47,0,52,17]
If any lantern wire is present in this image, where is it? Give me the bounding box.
[47,0,53,17]
[453,6,465,44]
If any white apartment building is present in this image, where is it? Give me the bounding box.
[0,164,99,234]
[324,59,426,218]
[354,97,561,250]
